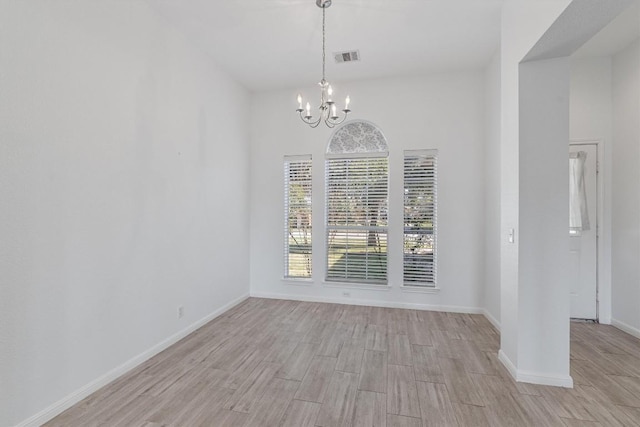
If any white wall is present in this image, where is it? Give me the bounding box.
[499,0,572,375]
[612,38,640,336]
[569,56,613,323]
[249,72,486,312]
[0,2,251,425]
[570,57,614,141]
[499,0,632,387]
[484,50,502,328]
[518,57,571,384]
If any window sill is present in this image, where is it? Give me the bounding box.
[400,285,440,294]
[322,281,391,291]
[282,278,313,286]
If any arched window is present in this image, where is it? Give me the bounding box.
[325,121,389,284]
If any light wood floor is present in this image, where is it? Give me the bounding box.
[46,298,640,426]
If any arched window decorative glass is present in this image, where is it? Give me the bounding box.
[326,121,389,156]
[325,121,389,285]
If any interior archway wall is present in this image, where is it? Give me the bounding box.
[498,0,636,387]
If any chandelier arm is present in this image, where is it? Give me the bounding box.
[324,114,335,127]
[299,110,322,128]
[326,110,350,127]
[307,116,322,128]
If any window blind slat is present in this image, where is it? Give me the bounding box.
[403,150,437,287]
[284,156,312,278]
[326,157,388,284]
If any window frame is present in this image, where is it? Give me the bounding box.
[283,154,313,280]
[325,154,389,286]
[403,149,438,288]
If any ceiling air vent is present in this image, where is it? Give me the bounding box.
[334,50,360,64]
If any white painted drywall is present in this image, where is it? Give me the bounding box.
[518,57,571,382]
[0,2,250,425]
[571,58,614,141]
[612,38,640,334]
[484,50,502,329]
[569,56,613,323]
[499,0,572,372]
[249,72,486,311]
[500,0,630,386]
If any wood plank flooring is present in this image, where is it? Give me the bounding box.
[45,298,640,426]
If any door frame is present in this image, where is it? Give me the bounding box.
[569,139,603,322]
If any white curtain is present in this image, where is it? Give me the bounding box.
[569,151,590,234]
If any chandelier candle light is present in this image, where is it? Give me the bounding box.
[296,0,351,128]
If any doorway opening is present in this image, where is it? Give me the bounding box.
[569,141,601,322]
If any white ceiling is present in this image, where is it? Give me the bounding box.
[573,2,639,58]
[150,0,506,91]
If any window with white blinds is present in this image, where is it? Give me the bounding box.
[403,150,437,287]
[326,157,388,284]
[284,155,312,279]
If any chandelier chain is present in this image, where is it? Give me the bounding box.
[322,6,326,82]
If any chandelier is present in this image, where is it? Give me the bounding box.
[296,0,351,128]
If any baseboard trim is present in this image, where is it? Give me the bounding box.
[250,291,483,315]
[15,293,250,427]
[482,309,501,331]
[498,349,518,379]
[516,370,573,388]
[498,349,573,388]
[612,318,640,339]
[599,316,612,325]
